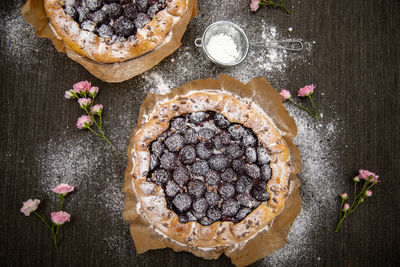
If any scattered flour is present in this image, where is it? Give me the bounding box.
[141,23,313,95]
[15,0,339,264]
[262,104,342,266]
[35,118,133,259]
[0,8,42,67]
[143,72,172,95]
[33,92,341,266]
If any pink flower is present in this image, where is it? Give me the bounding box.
[343,203,350,211]
[73,81,91,94]
[78,98,92,108]
[51,183,74,195]
[64,90,74,99]
[358,169,379,182]
[76,115,93,129]
[280,89,291,99]
[250,0,259,12]
[340,193,348,200]
[91,104,103,115]
[365,190,373,197]
[89,86,99,97]
[51,211,71,225]
[298,84,316,97]
[20,199,40,216]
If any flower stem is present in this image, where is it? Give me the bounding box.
[87,126,102,137]
[352,181,369,207]
[91,96,95,110]
[100,133,114,147]
[335,180,377,232]
[288,98,318,119]
[83,107,101,130]
[338,198,344,221]
[33,212,52,230]
[58,195,64,211]
[308,95,317,117]
[259,0,290,14]
[83,108,114,147]
[335,218,342,232]
[354,181,357,198]
[51,224,58,249]
[348,198,363,214]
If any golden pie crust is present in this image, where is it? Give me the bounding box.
[44,0,188,63]
[126,90,292,250]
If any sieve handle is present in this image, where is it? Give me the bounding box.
[250,40,303,51]
[195,38,203,47]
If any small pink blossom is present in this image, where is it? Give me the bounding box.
[20,199,40,216]
[250,0,259,11]
[91,104,103,115]
[340,193,348,200]
[298,84,316,97]
[280,89,291,99]
[76,115,93,129]
[73,81,91,94]
[89,86,99,97]
[64,90,74,99]
[78,98,92,108]
[51,211,71,225]
[365,190,373,197]
[358,169,379,182]
[343,203,350,211]
[51,184,74,195]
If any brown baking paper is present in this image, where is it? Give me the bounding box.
[22,0,198,83]
[123,74,301,266]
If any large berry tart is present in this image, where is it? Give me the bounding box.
[44,0,189,63]
[124,77,297,258]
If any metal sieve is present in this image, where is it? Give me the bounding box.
[195,21,303,67]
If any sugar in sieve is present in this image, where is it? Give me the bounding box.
[195,21,303,67]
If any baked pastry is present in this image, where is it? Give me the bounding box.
[44,0,188,63]
[126,90,293,251]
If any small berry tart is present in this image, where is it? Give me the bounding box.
[44,0,191,63]
[124,75,300,261]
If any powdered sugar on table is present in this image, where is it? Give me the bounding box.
[24,0,342,264]
[142,22,313,96]
[264,105,342,265]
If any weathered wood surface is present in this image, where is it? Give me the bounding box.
[0,0,399,266]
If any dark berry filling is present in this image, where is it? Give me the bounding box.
[146,111,272,225]
[62,0,167,42]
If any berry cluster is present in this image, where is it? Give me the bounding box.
[62,0,166,42]
[147,111,273,226]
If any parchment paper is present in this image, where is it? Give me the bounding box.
[123,74,302,266]
[22,0,198,83]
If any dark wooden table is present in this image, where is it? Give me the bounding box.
[1,0,399,266]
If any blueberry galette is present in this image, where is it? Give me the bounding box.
[44,0,189,63]
[125,90,294,250]
[149,111,273,225]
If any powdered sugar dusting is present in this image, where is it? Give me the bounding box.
[263,104,342,265]
[144,72,172,95]
[141,21,313,95]
[35,121,134,258]
[0,7,42,67]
